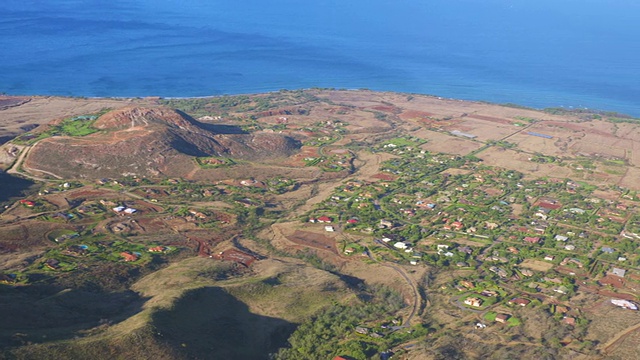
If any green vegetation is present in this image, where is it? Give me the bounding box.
[275,285,407,360]
[14,111,109,144]
[194,156,236,168]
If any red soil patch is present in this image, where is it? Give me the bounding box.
[467,114,514,125]
[133,217,171,234]
[288,230,337,254]
[599,275,626,289]
[399,110,435,120]
[214,248,257,267]
[372,173,397,181]
[288,146,320,166]
[369,105,398,113]
[65,188,120,200]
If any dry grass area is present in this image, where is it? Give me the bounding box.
[478,147,575,179]
[416,130,483,155]
[288,230,338,254]
[519,259,554,272]
[0,96,152,142]
[585,303,640,351]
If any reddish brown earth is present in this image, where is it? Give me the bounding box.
[23,106,301,179]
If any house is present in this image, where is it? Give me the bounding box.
[123,208,137,214]
[464,297,483,307]
[65,245,88,256]
[458,246,473,255]
[318,216,332,223]
[148,246,167,253]
[394,241,409,250]
[495,314,510,323]
[44,259,60,270]
[460,280,474,289]
[555,235,569,242]
[520,269,534,277]
[509,298,530,307]
[120,252,138,262]
[355,326,369,335]
[523,236,540,244]
[602,247,615,254]
[379,219,394,228]
[562,317,576,326]
[612,268,626,278]
[437,244,449,252]
[112,206,126,213]
[19,199,36,207]
[325,226,335,232]
[347,218,359,224]
[480,290,498,297]
[544,255,555,261]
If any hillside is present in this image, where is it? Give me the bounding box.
[20,106,300,179]
[3,90,640,359]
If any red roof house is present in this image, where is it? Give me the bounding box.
[317,216,332,223]
[523,236,541,244]
[120,252,139,262]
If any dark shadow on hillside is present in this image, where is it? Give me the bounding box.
[152,287,295,360]
[0,283,149,348]
[197,123,249,135]
[174,110,248,134]
[0,172,36,202]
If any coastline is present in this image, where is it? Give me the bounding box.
[2,89,638,120]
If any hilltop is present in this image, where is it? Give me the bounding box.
[13,106,300,179]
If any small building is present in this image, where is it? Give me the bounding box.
[394,241,409,250]
[562,317,576,326]
[325,226,335,232]
[523,236,541,244]
[495,313,510,323]
[148,246,167,253]
[612,268,626,278]
[509,298,530,307]
[355,326,369,335]
[602,247,615,254]
[44,259,60,270]
[544,255,555,261]
[112,206,126,213]
[120,252,139,262]
[460,280,474,289]
[380,219,394,228]
[123,208,137,214]
[464,297,483,307]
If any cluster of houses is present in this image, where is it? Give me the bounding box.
[112,206,138,215]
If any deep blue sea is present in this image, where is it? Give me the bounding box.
[1,0,639,116]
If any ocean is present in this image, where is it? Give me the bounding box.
[1,0,639,116]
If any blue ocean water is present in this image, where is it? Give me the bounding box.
[1,0,639,116]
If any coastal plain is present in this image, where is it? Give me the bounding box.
[2,90,640,359]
